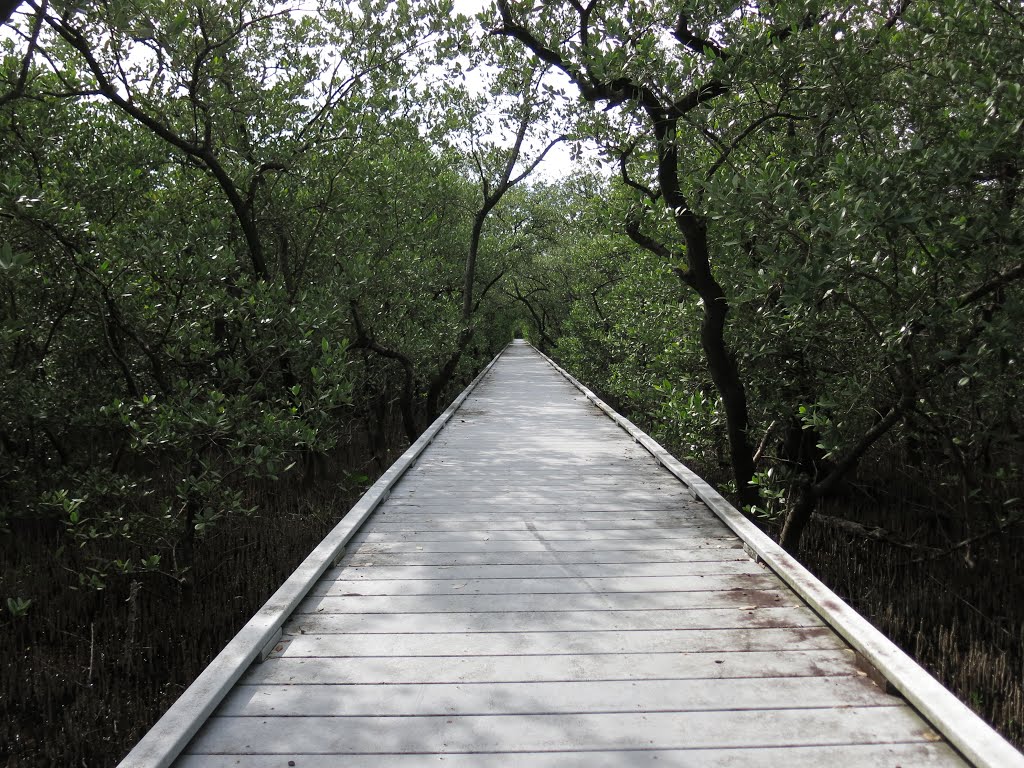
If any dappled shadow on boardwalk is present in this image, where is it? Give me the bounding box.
[176,342,968,767]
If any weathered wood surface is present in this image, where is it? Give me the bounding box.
[178,341,970,766]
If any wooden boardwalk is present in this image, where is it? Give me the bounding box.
[124,341,1023,767]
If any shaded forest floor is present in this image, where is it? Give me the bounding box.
[1,444,401,768]
[797,487,1024,749]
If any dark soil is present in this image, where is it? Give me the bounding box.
[1,459,387,767]
[797,489,1024,750]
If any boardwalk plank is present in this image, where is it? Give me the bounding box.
[350,529,732,542]
[345,539,737,553]
[267,629,849,659]
[382,500,698,510]
[400,468,676,479]
[217,676,892,716]
[333,550,749,567]
[296,589,798,614]
[370,509,714,520]
[287,605,823,633]
[385,492,695,501]
[350,532,744,545]
[310,574,780,595]
[185,708,937,754]
[247,649,855,685]
[329,561,766,579]
[391,478,680,490]
[179,743,966,768]
[364,518,733,530]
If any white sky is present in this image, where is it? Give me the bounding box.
[447,0,597,181]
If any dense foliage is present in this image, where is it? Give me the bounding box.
[1,0,560,587]
[2,0,1022,763]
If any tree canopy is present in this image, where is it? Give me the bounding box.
[2,0,1021,580]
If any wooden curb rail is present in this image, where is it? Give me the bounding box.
[116,344,509,768]
[533,343,1024,768]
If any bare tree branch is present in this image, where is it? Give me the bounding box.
[618,143,659,201]
[674,13,728,60]
[0,0,43,106]
[958,262,1024,308]
[1,0,21,27]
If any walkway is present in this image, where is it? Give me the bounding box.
[127,341,1022,767]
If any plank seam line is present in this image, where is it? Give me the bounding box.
[265,651,849,657]
[303,601,775,605]
[349,533,729,537]
[292,614,811,618]
[333,574,761,577]
[255,667,858,673]
[273,636,840,643]
[345,548,741,552]
[311,593,777,598]
[116,343,512,768]
[327,569,753,573]
[305,594,771,598]
[280,628,824,635]
[184,737,936,757]
[310,587,762,592]
[283,632,826,637]
[331,567,751,570]
[267,655,847,661]
[532,342,1022,768]
[232,674,861,685]
[204,705,906,719]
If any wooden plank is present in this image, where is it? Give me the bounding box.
[400,468,674,478]
[350,528,732,541]
[270,626,847,659]
[286,605,823,634]
[248,648,855,683]
[344,539,737,553]
[365,518,731,530]
[310,573,782,596]
[431,438,635,443]
[295,588,799,614]
[423,453,650,459]
[355,533,741,547]
[335,550,749,567]
[368,512,712,524]
[409,461,677,472]
[178,743,967,768]
[382,500,695,510]
[217,676,892,717]
[185,708,937,755]
[391,484,685,495]
[392,476,679,488]
[385,495,696,507]
[328,561,765,579]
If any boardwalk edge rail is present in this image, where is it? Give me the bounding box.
[117,344,510,768]
[535,343,1024,768]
